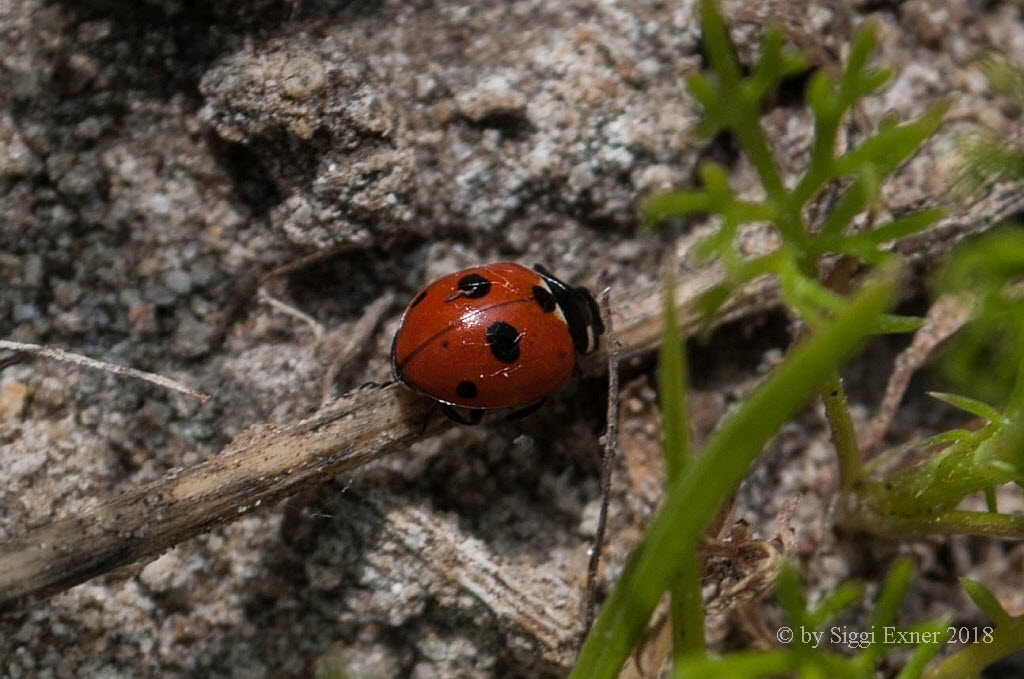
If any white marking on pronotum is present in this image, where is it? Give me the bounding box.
[535,278,567,325]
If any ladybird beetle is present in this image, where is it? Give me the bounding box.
[391,262,604,423]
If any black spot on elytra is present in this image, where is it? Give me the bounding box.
[532,285,556,313]
[457,273,491,299]
[456,380,478,399]
[486,321,520,363]
[441,340,450,348]
[410,290,427,308]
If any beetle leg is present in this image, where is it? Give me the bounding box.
[506,398,545,421]
[441,404,484,425]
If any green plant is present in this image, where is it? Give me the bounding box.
[659,265,704,666]
[922,578,1024,679]
[571,1,1024,677]
[643,8,944,328]
[571,256,896,679]
[674,559,948,679]
[849,229,1024,536]
[954,53,1024,196]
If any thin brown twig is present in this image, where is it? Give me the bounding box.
[257,287,325,339]
[0,353,26,371]
[585,287,621,633]
[321,292,396,406]
[862,293,972,453]
[209,244,357,350]
[257,244,356,284]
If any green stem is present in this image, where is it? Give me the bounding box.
[673,650,800,678]
[844,508,1024,539]
[733,120,786,209]
[659,266,704,664]
[823,373,862,491]
[670,553,705,661]
[984,486,998,513]
[922,616,1024,679]
[698,1,797,242]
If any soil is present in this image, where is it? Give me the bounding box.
[1,0,1023,677]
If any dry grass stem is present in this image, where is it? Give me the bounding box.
[0,340,211,403]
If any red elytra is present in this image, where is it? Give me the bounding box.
[391,262,604,415]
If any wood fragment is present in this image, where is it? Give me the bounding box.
[347,493,581,668]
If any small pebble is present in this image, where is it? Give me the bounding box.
[0,380,28,419]
[164,270,192,295]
